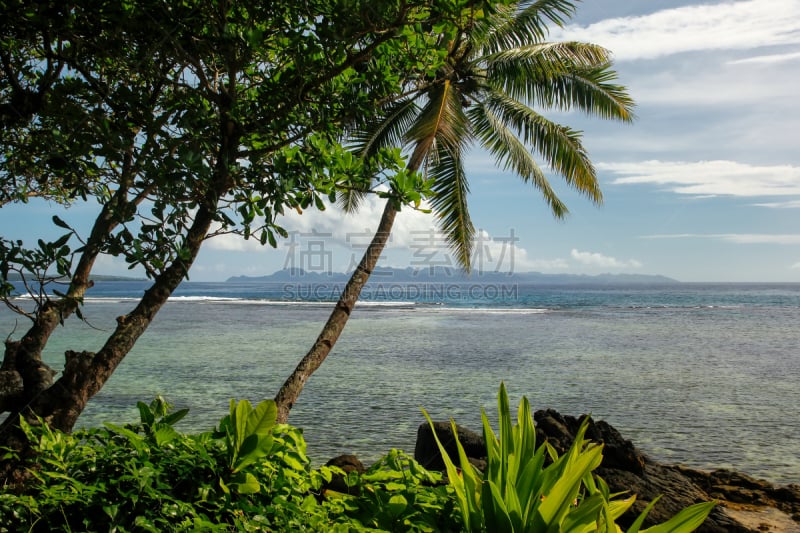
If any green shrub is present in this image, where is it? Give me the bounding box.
[423,383,715,533]
[1,397,323,531]
[335,449,460,532]
[0,390,714,532]
[0,397,458,532]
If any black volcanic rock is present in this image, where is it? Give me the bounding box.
[414,411,800,533]
[532,409,646,476]
[414,421,487,473]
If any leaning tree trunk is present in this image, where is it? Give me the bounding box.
[274,199,398,423]
[0,185,131,413]
[0,188,223,486]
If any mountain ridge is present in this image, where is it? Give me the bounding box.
[226,267,679,285]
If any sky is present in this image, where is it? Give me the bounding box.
[5,0,800,282]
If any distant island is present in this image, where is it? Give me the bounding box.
[227,267,678,285]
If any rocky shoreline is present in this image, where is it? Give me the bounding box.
[403,409,800,532]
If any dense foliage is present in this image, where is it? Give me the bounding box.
[0,0,495,471]
[0,397,460,532]
[0,390,713,532]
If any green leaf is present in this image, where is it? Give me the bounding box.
[625,495,662,533]
[137,401,155,426]
[245,399,277,437]
[234,434,274,473]
[153,425,179,446]
[162,408,189,427]
[387,494,408,516]
[537,445,603,527]
[280,452,306,471]
[639,501,716,533]
[233,399,251,449]
[484,479,513,531]
[560,492,606,532]
[52,232,71,249]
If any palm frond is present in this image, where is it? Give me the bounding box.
[429,144,474,271]
[487,41,611,75]
[340,98,423,213]
[483,91,601,204]
[405,80,470,172]
[468,104,569,217]
[349,97,421,158]
[543,63,636,121]
[336,187,368,213]
[485,42,635,120]
[481,0,578,53]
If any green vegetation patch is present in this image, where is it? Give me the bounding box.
[0,389,713,532]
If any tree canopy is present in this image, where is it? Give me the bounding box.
[0,0,498,479]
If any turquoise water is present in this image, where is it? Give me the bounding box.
[2,281,799,484]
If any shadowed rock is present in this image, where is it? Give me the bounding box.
[322,454,366,495]
[413,409,800,533]
[414,421,487,472]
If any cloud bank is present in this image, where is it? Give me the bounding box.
[570,249,642,269]
[552,0,800,61]
[207,194,437,254]
[600,160,800,198]
[643,233,800,245]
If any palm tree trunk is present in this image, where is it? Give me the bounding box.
[274,199,398,423]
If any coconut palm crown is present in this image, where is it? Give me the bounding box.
[347,0,635,270]
[274,0,634,422]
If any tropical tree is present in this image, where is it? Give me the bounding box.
[274,0,635,422]
[0,0,469,482]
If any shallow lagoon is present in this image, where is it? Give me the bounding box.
[3,281,799,484]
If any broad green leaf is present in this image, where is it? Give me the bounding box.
[245,399,277,437]
[233,399,252,449]
[387,494,408,516]
[233,435,274,472]
[422,408,475,530]
[230,472,261,495]
[137,401,155,426]
[162,408,189,427]
[153,425,179,446]
[640,501,716,533]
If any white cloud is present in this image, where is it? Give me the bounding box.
[570,249,642,269]
[792,262,800,269]
[206,194,437,253]
[552,0,800,61]
[205,201,572,274]
[754,200,800,208]
[643,233,800,245]
[727,51,800,65]
[601,160,800,198]
[624,62,800,106]
[472,229,568,273]
[522,258,570,272]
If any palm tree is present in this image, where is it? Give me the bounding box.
[274,0,635,422]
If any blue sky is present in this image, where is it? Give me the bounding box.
[5,0,800,282]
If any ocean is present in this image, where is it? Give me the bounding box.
[2,280,798,485]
